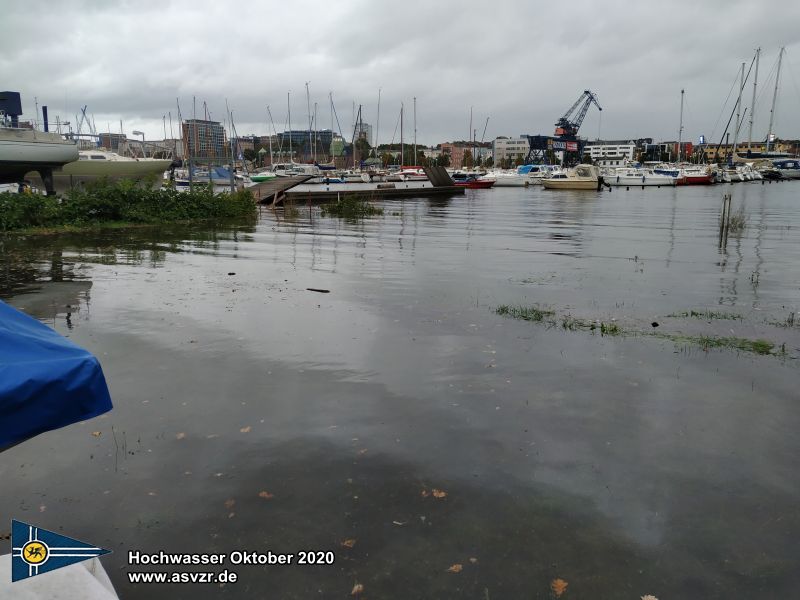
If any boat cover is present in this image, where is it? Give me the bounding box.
[0,300,112,449]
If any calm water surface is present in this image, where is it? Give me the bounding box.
[1,182,799,599]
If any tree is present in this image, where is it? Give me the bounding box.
[484,156,494,168]
[436,152,450,168]
[463,150,474,169]
[243,148,257,162]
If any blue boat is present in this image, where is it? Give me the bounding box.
[0,301,112,451]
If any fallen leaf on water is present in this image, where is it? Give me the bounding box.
[392,520,406,526]
[446,564,463,573]
[38,505,46,513]
[420,490,429,498]
[551,578,568,597]
[351,582,364,595]
[469,557,478,564]
[91,431,102,437]
[258,491,274,499]
[147,491,157,496]
[176,432,186,440]
[432,489,447,499]
[224,499,236,509]
[357,448,368,455]
[227,512,235,519]
[0,532,10,541]
[239,426,251,433]
[641,596,659,600]
[341,538,357,548]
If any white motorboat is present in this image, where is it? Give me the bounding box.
[542,164,601,190]
[604,167,677,187]
[480,170,528,187]
[772,158,800,179]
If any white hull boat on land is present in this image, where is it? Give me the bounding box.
[25,150,172,193]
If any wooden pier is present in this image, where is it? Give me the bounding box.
[249,176,313,205]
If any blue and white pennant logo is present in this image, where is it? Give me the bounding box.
[11,519,110,582]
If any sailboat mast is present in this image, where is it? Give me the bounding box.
[287,92,292,163]
[748,47,760,152]
[374,87,381,158]
[678,89,684,162]
[400,103,404,166]
[732,62,744,157]
[267,106,275,165]
[766,46,784,153]
[306,82,312,163]
[413,96,417,166]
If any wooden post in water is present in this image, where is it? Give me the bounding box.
[719,193,732,248]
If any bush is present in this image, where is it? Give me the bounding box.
[0,179,257,231]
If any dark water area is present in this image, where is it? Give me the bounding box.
[1,181,799,599]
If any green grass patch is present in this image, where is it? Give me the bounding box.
[495,304,555,322]
[0,179,256,232]
[320,195,383,219]
[667,309,743,320]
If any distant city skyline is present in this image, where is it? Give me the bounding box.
[3,1,800,147]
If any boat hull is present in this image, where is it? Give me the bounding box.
[26,158,172,193]
[0,129,78,184]
[542,179,598,190]
[605,175,676,187]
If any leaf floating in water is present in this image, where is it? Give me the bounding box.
[91,431,102,437]
[176,432,186,440]
[224,499,236,509]
[357,448,368,455]
[39,504,46,513]
[469,557,478,564]
[351,582,364,595]
[258,491,274,499]
[641,596,659,600]
[446,564,463,573]
[550,578,568,597]
[341,538,357,548]
[420,490,429,498]
[432,489,447,499]
[240,426,252,433]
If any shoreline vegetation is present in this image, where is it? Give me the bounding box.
[0,179,257,233]
[494,303,791,358]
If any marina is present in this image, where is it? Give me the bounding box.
[2,183,800,598]
[2,3,800,599]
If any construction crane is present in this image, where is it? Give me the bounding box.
[554,90,602,138]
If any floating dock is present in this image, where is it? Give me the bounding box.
[280,166,464,203]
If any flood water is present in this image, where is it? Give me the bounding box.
[2,181,799,599]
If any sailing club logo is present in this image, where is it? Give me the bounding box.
[11,519,110,582]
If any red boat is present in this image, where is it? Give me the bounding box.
[453,176,495,189]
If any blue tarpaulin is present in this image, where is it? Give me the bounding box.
[0,300,112,450]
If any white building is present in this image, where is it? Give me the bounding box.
[492,136,529,163]
[584,142,636,166]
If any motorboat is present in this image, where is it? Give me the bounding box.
[680,166,714,185]
[604,167,676,187]
[772,158,800,179]
[249,170,279,182]
[480,170,528,187]
[25,149,172,193]
[452,173,495,189]
[542,164,601,190]
[518,164,559,185]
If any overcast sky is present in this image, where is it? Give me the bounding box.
[2,0,800,146]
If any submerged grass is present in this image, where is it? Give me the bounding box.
[320,194,383,219]
[495,303,785,356]
[495,304,555,322]
[0,179,256,232]
[667,309,743,320]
